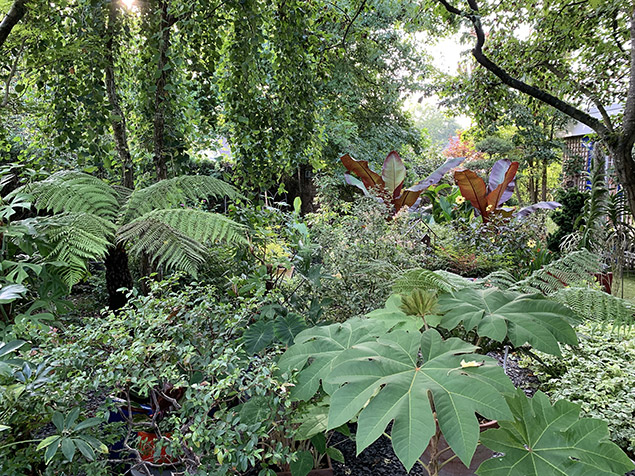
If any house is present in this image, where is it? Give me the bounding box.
[560,103,623,191]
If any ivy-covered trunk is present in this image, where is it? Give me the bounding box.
[104,243,134,310]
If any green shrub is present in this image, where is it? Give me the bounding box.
[308,197,430,321]
[5,280,294,475]
[530,323,635,456]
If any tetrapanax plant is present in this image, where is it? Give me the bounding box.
[341,151,465,214]
[454,159,561,222]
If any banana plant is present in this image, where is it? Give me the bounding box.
[454,159,561,222]
[341,151,465,214]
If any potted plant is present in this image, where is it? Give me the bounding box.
[278,284,634,476]
[237,395,344,476]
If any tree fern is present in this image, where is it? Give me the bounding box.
[17,171,120,219]
[392,268,474,294]
[119,176,243,225]
[40,213,117,286]
[550,287,634,331]
[505,250,600,295]
[118,209,247,276]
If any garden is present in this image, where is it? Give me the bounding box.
[1,1,635,476]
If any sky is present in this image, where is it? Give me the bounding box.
[404,33,473,130]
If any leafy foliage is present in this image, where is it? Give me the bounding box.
[119,175,243,225]
[478,390,634,476]
[18,172,245,287]
[17,171,119,219]
[119,209,247,275]
[326,329,514,471]
[438,289,578,355]
[278,318,386,401]
[550,287,634,330]
[454,159,560,222]
[486,250,600,295]
[392,268,474,294]
[532,324,635,455]
[341,151,465,213]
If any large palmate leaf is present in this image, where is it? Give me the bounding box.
[365,294,423,332]
[381,151,406,196]
[326,329,514,472]
[277,318,386,400]
[477,390,634,476]
[438,289,578,355]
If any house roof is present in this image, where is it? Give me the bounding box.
[561,103,623,138]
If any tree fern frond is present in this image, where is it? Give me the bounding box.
[120,209,247,245]
[118,209,246,276]
[118,218,208,276]
[509,250,600,295]
[478,270,517,290]
[19,171,120,219]
[40,213,117,287]
[550,287,635,331]
[119,176,244,225]
[393,268,474,294]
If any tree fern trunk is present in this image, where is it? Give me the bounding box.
[104,243,133,310]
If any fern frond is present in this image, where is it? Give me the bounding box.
[509,250,600,295]
[478,270,517,290]
[550,287,635,331]
[118,209,247,276]
[393,268,474,294]
[20,171,120,219]
[40,213,117,287]
[119,176,244,225]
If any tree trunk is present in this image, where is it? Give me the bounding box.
[0,0,26,50]
[152,0,173,181]
[541,157,548,201]
[611,140,635,218]
[104,243,134,311]
[105,0,134,189]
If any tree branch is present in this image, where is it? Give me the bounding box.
[436,0,610,139]
[542,62,614,132]
[320,0,368,54]
[1,38,25,107]
[0,0,26,50]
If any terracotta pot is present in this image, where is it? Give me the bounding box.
[275,455,333,476]
[420,420,498,476]
[138,431,176,464]
[594,272,613,294]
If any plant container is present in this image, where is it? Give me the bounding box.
[594,272,613,294]
[420,420,498,476]
[275,455,333,476]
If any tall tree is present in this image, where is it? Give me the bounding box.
[0,0,26,49]
[104,0,133,188]
[432,0,635,217]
